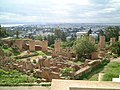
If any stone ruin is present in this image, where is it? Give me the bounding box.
[1,36,120,82]
[110,37,115,45]
[52,39,75,59]
[0,50,105,82]
[4,39,48,52]
[98,36,105,49]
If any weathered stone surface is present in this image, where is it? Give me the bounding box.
[41,67,52,81]
[25,61,34,71]
[91,52,98,60]
[29,40,35,51]
[70,65,80,71]
[43,59,50,67]
[50,66,60,72]
[54,39,61,52]
[50,72,60,79]
[15,40,23,50]
[36,78,41,83]
[110,38,115,45]
[34,69,42,78]
[99,36,105,49]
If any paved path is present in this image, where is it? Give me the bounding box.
[51,79,120,90]
[110,57,120,62]
[0,86,50,90]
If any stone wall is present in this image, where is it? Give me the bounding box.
[15,40,23,50]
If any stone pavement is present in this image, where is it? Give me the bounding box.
[51,79,120,90]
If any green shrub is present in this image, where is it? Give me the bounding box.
[61,68,74,77]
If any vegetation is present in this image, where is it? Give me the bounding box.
[15,30,19,38]
[79,59,110,80]
[46,34,56,46]
[36,51,47,56]
[62,40,74,49]
[1,44,20,57]
[73,35,97,59]
[0,69,36,84]
[0,25,9,38]
[34,35,43,40]
[87,28,92,35]
[105,26,120,41]
[110,41,120,56]
[103,62,120,81]
[54,28,67,41]
[61,68,74,78]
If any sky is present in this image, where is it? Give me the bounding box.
[0,0,120,24]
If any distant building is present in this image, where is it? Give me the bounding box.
[76,32,87,38]
[89,33,98,38]
[76,32,98,39]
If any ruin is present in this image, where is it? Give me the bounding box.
[110,37,115,45]
[98,36,105,49]
[1,36,120,82]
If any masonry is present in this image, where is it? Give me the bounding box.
[13,39,48,52]
[51,79,120,90]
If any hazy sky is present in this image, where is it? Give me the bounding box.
[0,0,120,23]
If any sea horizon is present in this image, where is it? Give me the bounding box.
[1,23,120,27]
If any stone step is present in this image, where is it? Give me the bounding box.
[112,78,120,82]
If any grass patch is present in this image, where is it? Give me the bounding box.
[37,51,47,56]
[78,59,109,80]
[74,61,82,65]
[102,62,120,81]
[1,46,20,57]
[82,66,104,80]
[0,69,36,85]
[88,74,98,81]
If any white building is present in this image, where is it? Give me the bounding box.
[76,32,87,38]
[76,32,98,38]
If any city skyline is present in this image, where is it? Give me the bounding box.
[0,0,120,24]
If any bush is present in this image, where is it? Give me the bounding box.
[73,35,97,59]
[61,68,74,77]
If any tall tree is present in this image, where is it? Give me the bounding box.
[54,28,62,38]
[54,28,66,41]
[16,30,19,38]
[47,34,56,46]
[105,26,120,41]
[87,28,92,36]
[73,35,97,60]
[99,29,104,36]
[0,25,9,38]
[61,32,66,41]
